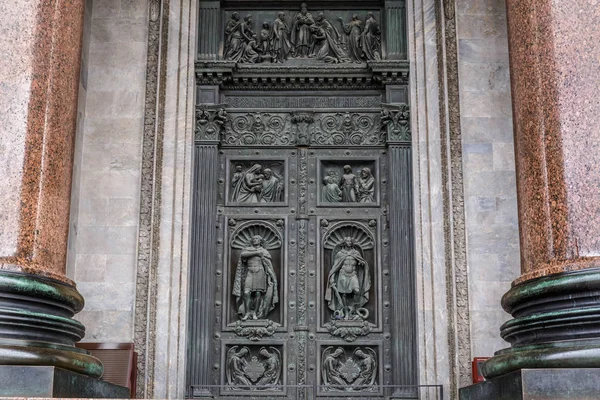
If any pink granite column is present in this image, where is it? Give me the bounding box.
[481,0,600,378]
[0,0,102,378]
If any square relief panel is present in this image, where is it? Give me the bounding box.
[226,159,288,206]
[317,159,379,207]
[317,342,382,396]
[222,342,287,395]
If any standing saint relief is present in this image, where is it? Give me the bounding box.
[233,234,279,321]
[223,4,382,64]
[325,236,371,321]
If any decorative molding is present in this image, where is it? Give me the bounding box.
[195,60,409,89]
[324,319,374,342]
[134,0,168,397]
[222,95,383,109]
[233,320,280,341]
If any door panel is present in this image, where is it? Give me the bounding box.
[211,144,392,398]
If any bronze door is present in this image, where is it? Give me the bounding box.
[188,3,415,398]
[203,109,398,398]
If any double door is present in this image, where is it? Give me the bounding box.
[210,145,394,398]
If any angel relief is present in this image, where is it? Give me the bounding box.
[226,346,282,390]
[322,346,378,392]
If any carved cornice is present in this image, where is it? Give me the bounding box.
[195,60,409,89]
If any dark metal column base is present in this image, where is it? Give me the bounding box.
[482,268,600,379]
[0,271,103,378]
[0,366,129,398]
[460,368,600,400]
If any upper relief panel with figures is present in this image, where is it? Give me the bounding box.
[223,4,382,64]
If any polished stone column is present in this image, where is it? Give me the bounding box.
[480,0,600,380]
[0,0,102,379]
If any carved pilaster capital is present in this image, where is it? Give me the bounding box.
[381,103,411,144]
[195,104,229,142]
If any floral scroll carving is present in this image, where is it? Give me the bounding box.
[221,111,385,147]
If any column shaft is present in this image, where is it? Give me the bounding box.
[0,0,102,379]
[482,0,600,379]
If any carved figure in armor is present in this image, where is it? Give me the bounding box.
[257,347,282,387]
[272,12,292,63]
[338,14,364,62]
[231,164,263,203]
[310,13,350,63]
[291,3,315,57]
[352,349,378,388]
[325,237,371,320]
[339,165,359,202]
[322,174,342,202]
[259,22,273,56]
[357,167,375,203]
[233,235,278,321]
[224,12,250,62]
[260,168,283,203]
[226,346,252,388]
[361,12,381,61]
[322,347,346,388]
[243,33,260,63]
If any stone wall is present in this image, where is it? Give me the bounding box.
[67,0,149,342]
[456,0,520,358]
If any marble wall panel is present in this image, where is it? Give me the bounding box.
[67,0,150,342]
[456,0,521,360]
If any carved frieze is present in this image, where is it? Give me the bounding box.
[222,95,383,109]
[222,5,382,65]
[221,111,385,147]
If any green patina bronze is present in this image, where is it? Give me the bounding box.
[0,270,102,378]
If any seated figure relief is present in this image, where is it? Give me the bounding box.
[231,164,284,203]
[322,165,375,203]
[223,4,382,64]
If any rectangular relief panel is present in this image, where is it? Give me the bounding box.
[222,341,288,395]
[317,342,383,396]
[316,218,384,340]
[219,6,384,64]
[222,217,288,329]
